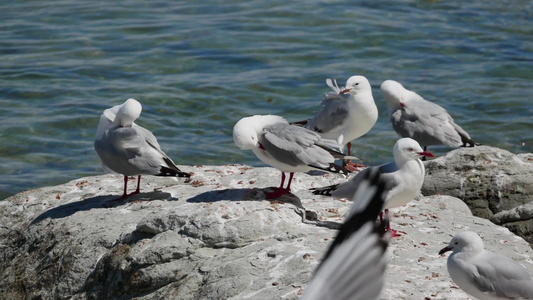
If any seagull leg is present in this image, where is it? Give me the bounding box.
[285,172,295,192]
[343,142,366,171]
[383,209,406,237]
[265,172,292,199]
[122,176,128,197]
[422,146,428,161]
[130,175,141,196]
[111,175,141,202]
[109,176,131,202]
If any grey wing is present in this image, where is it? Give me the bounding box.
[305,94,349,134]
[133,124,164,154]
[331,162,397,201]
[261,124,334,167]
[330,167,374,200]
[391,96,462,146]
[105,127,145,159]
[302,168,388,300]
[473,254,533,299]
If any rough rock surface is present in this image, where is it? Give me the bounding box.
[422,146,533,246]
[1,163,533,300]
[423,146,533,218]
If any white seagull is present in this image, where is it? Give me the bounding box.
[381,80,476,155]
[439,231,533,300]
[312,138,433,237]
[299,75,378,169]
[233,114,356,199]
[302,167,389,300]
[94,98,190,199]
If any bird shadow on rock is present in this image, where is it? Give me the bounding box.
[186,187,342,228]
[186,187,304,208]
[30,191,174,225]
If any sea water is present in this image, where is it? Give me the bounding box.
[1,0,532,199]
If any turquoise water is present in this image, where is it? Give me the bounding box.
[1,1,532,199]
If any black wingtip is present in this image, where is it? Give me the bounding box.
[159,166,191,178]
[159,157,191,178]
[309,163,351,176]
[316,167,388,266]
[289,119,308,127]
[310,184,338,196]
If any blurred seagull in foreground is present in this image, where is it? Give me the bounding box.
[381,80,477,159]
[302,167,389,300]
[312,138,433,237]
[94,98,190,200]
[439,231,533,300]
[233,114,357,199]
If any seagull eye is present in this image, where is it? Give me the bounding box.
[355,83,359,85]
[408,147,413,151]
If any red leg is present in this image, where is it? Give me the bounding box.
[111,175,141,202]
[264,172,293,199]
[279,172,286,189]
[383,209,406,237]
[122,176,128,197]
[343,142,365,171]
[131,175,141,195]
[285,172,294,191]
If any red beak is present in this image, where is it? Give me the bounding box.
[339,88,350,95]
[418,151,434,158]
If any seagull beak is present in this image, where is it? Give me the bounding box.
[339,88,350,95]
[418,151,434,158]
[439,246,452,255]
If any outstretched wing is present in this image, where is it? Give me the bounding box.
[302,168,389,300]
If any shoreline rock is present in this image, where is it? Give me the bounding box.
[1,152,533,299]
[422,145,533,246]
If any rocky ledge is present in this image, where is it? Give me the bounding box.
[1,146,533,300]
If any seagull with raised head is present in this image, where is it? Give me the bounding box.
[302,167,389,300]
[233,114,357,199]
[298,75,378,169]
[312,138,433,236]
[439,231,533,299]
[381,80,476,156]
[94,98,190,200]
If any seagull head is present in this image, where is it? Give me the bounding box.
[439,231,485,255]
[233,117,260,150]
[393,138,434,163]
[339,75,371,95]
[381,80,406,108]
[115,98,142,127]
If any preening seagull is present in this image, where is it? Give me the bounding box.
[295,75,378,169]
[233,114,357,199]
[94,98,190,199]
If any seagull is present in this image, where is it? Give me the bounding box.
[94,98,190,200]
[302,167,389,300]
[311,138,434,237]
[233,114,357,199]
[380,80,476,157]
[439,231,533,300]
[295,76,378,169]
